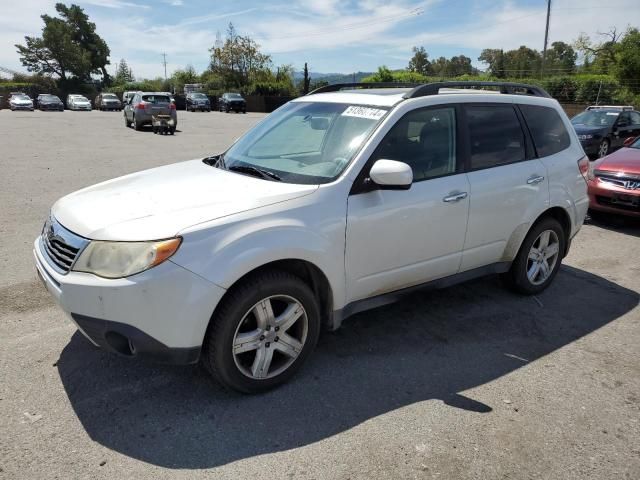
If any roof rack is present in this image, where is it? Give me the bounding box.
[404,81,551,99]
[586,105,633,111]
[307,82,421,95]
[306,81,552,99]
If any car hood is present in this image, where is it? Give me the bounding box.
[52,159,318,241]
[596,148,640,175]
[12,99,32,104]
[572,124,608,135]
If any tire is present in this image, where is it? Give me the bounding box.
[124,116,130,128]
[202,270,321,393]
[169,127,175,135]
[133,115,141,131]
[598,139,610,158]
[502,217,566,295]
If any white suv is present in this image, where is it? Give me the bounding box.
[34,82,589,393]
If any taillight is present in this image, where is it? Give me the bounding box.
[577,156,590,182]
[170,102,176,110]
[136,101,148,110]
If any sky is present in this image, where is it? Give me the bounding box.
[1,0,639,79]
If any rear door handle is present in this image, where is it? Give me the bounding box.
[443,192,468,203]
[527,175,545,185]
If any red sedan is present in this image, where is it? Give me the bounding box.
[587,136,640,217]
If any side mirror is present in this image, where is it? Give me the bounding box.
[369,159,412,190]
[623,136,637,147]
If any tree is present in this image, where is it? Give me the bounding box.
[114,58,134,84]
[171,65,198,93]
[15,3,110,82]
[302,62,311,95]
[545,41,577,74]
[209,23,272,88]
[504,46,541,78]
[574,29,622,74]
[612,28,640,93]
[478,49,506,77]
[408,46,430,75]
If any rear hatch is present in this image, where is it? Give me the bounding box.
[144,94,172,115]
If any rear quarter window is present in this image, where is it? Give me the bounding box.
[520,104,571,157]
[142,95,170,104]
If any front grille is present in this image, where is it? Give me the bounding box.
[596,195,640,212]
[595,170,640,190]
[40,217,89,274]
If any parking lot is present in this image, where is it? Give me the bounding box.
[1,109,639,479]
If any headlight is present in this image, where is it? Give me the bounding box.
[578,134,593,141]
[72,238,182,279]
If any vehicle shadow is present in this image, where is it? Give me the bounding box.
[586,212,640,237]
[56,265,638,469]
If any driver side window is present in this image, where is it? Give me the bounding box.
[370,107,457,182]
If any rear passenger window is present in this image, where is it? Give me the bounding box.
[466,105,525,170]
[520,104,571,157]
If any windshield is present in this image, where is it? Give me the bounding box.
[571,111,618,127]
[192,93,207,99]
[228,93,242,99]
[15,95,30,100]
[142,95,170,104]
[222,101,388,184]
[103,94,117,99]
[43,95,59,101]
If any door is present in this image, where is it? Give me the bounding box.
[612,112,635,149]
[461,103,549,271]
[345,105,470,303]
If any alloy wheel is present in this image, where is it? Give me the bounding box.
[598,140,609,158]
[526,230,560,286]
[232,295,308,380]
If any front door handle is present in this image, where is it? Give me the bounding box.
[443,192,468,203]
[527,175,545,185]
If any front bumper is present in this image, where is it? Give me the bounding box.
[11,104,33,110]
[579,138,601,156]
[40,104,63,111]
[34,237,226,364]
[588,179,640,217]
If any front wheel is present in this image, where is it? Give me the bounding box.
[502,217,565,295]
[202,270,321,393]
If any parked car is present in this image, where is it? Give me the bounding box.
[38,94,64,111]
[218,92,246,113]
[122,90,139,106]
[587,135,640,217]
[9,93,34,111]
[571,105,640,159]
[123,92,177,131]
[186,92,211,112]
[67,94,92,111]
[94,93,122,111]
[35,81,588,393]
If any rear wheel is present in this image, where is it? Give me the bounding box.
[124,116,130,128]
[202,270,320,393]
[598,139,610,158]
[502,217,565,295]
[133,115,141,131]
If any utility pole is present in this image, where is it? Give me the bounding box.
[541,0,551,77]
[162,52,168,81]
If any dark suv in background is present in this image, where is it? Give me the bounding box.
[186,92,211,112]
[218,92,247,113]
[571,105,640,158]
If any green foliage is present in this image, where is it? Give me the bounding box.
[408,46,430,76]
[113,59,134,85]
[15,3,110,82]
[209,23,272,89]
[612,28,640,93]
[170,65,198,93]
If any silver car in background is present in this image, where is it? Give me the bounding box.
[9,94,34,111]
[67,94,92,111]
[123,92,177,131]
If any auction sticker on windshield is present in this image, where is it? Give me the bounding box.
[342,106,387,120]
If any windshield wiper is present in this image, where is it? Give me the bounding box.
[228,165,281,181]
[203,154,226,169]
